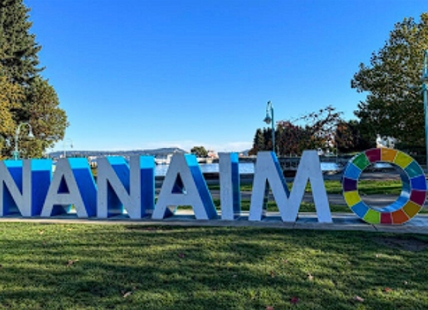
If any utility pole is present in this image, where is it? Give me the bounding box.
[423,50,428,172]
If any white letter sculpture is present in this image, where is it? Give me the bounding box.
[249,151,331,223]
[97,156,155,219]
[219,152,241,220]
[152,154,217,220]
[41,158,97,217]
[0,159,51,216]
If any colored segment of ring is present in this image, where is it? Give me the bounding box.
[342,148,427,225]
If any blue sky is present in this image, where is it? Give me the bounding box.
[24,0,428,152]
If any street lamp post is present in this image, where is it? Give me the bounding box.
[13,122,34,160]
[423,50,428,172]
[63,138,73,158]
[263,100,275,153]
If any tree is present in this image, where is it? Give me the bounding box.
[0,0,68,158]
[0,71,23,159]
[250,105,354,156]
[335,119,373,153]
[21,77,68,158]
[351,13,428,151]
[190,146,208,158]
[298,105,343,153]
[0,0,42,84]
[276,120,307,156]
[278,105,347,155]
[249,128,265,155]
[262,128,273,151]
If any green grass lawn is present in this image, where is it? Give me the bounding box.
[209,180,403,195]
[211,199,354,213]
[0,223,428,309]
[206,179,424,213]
[211,200,428,214]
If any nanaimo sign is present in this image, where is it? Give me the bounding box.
[0,148,426,225]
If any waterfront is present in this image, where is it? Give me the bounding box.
[154,162,342,176]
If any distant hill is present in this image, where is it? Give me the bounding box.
[49,147,188,159]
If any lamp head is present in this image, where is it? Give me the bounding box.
[28,129,34,139]
[263,114,272,125]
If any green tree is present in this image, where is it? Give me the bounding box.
[190,146,208,158]
[351,13,428,151]
[0,0,42,84]
[249,128,266,155]
[262,128,273,151]
[0,0,68,158]
[0,72,23,159]
[21,77,68,158]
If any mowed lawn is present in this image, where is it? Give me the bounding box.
[0,223,428,309]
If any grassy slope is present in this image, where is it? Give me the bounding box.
[1,223,428,309]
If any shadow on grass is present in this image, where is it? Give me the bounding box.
[0,224,428,309]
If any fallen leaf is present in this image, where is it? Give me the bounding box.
[353,295,364,302]
[123,291,132,298]
[384,287,393,293]
[66,259,79,266]
[290,296,299,304]
[307,273,314,281]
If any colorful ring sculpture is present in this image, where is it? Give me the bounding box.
[342,148,427,224]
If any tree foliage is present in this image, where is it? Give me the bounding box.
[275,121,308,156]
[0,0,42,84]
[335,120,373,153]
[250,106,359,156]
[190,146,208,158]
[276,106,340,155]
[0,73,22,158]
[0,0,68,158]
[351,13,428,151]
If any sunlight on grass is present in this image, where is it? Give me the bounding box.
[0,224,427,309]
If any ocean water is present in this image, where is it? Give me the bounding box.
[155,162,342,176]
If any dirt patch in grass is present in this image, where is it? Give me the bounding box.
[373,236,428,252]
